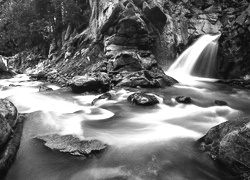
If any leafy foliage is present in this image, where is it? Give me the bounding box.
[0,0,90,56]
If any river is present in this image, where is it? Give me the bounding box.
[1,74,249,180]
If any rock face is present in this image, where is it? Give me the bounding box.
[65,0,179,93]
[7,0,250,81]
[0,99,23,178]
[36,134,107,157]
[127,92,159,106]
[198,117,250,180]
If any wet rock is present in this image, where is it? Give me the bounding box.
[91,93,112,105]
[214,100,228,106]
[68,73,110,93]
[39,86,53,92]
[117,70,178,88]
[36,134,107,157]
[128,92,159,106]
[0,114,12,148]
[0,100,23,178]
[0,119,23,178]
[216,79,250,89]
[8,84,21,87]
[198,117,250,180]
[175,96,192,104]
[0,99,18,128]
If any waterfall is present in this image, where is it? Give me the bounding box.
[167,34,221,80]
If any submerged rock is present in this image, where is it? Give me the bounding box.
[0,99,23,178]
[36,134,107,157]
[39,86,53,92]
[175,96,192,104]
[8,84,21,87]
[91,93,112,105]
[127,92,159,106]
[214,100,228,106]
[198,117,250,180]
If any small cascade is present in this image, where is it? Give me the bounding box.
[167,34,221,79]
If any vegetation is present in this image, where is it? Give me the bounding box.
[0,0,90,56]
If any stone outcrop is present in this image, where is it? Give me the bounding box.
[0,99,23,178]
[5,0,250,83]
[63,0,179,93]
[198,117,250,180]
[36,134,107,157]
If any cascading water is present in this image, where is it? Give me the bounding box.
[167,34,221,81]
[2,41,250,180]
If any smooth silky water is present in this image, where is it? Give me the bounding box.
[2,35,250,180]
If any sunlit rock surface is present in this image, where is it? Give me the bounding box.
[198,117,250,180]
[0,99,23,177]
[36,134,107,157]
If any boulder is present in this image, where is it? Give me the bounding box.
[175,96,192,104]
[198,117,250,180]
[127,92,159,106]
[0,99,23,178]
[0,114,12,148]
[117,70,178,88]
[0,99,18,128]
[36,134,107,157]
[68,73,110,93]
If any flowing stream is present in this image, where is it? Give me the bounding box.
[2,35,250,180]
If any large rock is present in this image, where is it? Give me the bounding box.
[127,92,159,106]
[68,73,110,93]
[0,114,12,148]
[0,99,18,128]
[198,117,250,180]
[0,99,23,178]
[36,134,107,157]
[117,70,178,88]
